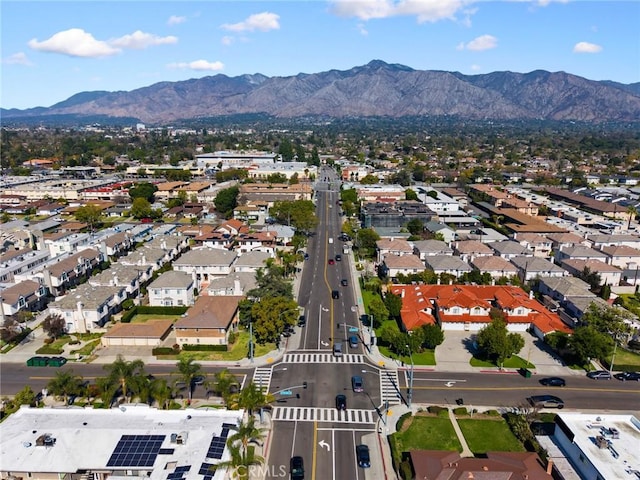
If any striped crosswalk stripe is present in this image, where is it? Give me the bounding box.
[282,353,364,364]
[272,406,377,424]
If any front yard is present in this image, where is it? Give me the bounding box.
[456,417,525,454]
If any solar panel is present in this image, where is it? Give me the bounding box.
[175,466,191,473]
[107,435,166,468]
[199,463,216,476]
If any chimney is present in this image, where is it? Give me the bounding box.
[234,279,242,296]
[546,459,554,475]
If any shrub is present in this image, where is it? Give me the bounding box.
[453,407,468,416]
[396,411,412,431]
[484,409,501,416]
[43,337,54,345]
[152,347,177,356]
[121,299,134,310]
[428,405,448,416]
[399,459,413,480]
[182,344,227,352]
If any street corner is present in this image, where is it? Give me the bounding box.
[266,357,274,363]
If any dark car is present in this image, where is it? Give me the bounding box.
[328,259,335,265]
[335,254,342,261]
[356,444,371,468]
[290,456,304,480]
[192,375,205,386]
[587,370,612,380]
[341,279,348,286]
[539,377,566,387]
[335,394,347,410]
[528,395,565,409]
[332,290,340,299]
[351,375,364,392]
[614,371,640,381]
[298,315,306,327]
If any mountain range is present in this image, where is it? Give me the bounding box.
[3,60,640,125]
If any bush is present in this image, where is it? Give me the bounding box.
[395,411,412,431]
[121,299,134,310]
[181,344,227,352]
[453,407,468,416]
[428,405,449,417]
[152,347,178,356]
[483,409,501,416]
[43,337,54,345]
[399,459,413,480]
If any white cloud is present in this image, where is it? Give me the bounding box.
[168,15,186,26]
[221,12,280,32]
[461,34,497,51]
[573,41,602,53]
[110,31,177,49]
[357,23,369,36]
[28,28,120,58]
[167,59,224,71]
[470,64,481,71]
[329,0,464,23]
[221,36,234,46]
[3,52,34,66]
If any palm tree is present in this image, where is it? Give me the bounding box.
[228,416,266,455]
[174,357,203,400]
[103,355,146,402]
[96,376,119,408]
[229,382,275,416]
[627,206,637,230]
[149,378,174,410]
[213,369,239,407]
[217,419,266,480]
[47,370,84,404]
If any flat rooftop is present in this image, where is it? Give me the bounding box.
[556,412,640,480]
[0,405,244,480]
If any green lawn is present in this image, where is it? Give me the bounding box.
[131,314,183,323]
[379,346,436,365]
[168,331,276,362]
[390,416,462,466]
[457,418,525,454]
[470,355,535,369]
[610,348,640,368]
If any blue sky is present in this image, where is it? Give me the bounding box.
[2,1,639,110]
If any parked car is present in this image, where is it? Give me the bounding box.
[192,375,205,386]
[587,370,612,380]
[614,371,640,381]
[356,444,371,468]
[351,375,364,392]
[349,335,359,348]
[290,456,304,480]
[539,377,566,387]
[528,395,565,409]
[335,394,347,410]
[341,279,348,286]
[298,315,306,327]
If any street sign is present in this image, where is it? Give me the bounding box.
[280,390,293,396]
[349,327,359,333]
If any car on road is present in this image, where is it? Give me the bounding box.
[341,278,348,286]
[332,290,340,299]
[335,254,342,261]
[328,259,335,265]
[349,335,359,348]
[290,456,304,480]
[539,377,566,387]
[587,370,612,380]
[335,394,347,410]
[614,371,640,381]
[528,395,565,409]
[298,315,306,327]
[356,445,371,468]
[192,375,205,386]
[351,375,364,392]
[304,253,309,260]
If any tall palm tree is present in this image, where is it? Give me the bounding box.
[174,357,203,400]
[103,355,146,402]
[627,206,637,230]
[214,369,239,407]
[149,378,174,410]
[96,376,119,408]
[228,416,266,456]
[47,370,84,404]
[229,382,275,416]
[217,438,265,480]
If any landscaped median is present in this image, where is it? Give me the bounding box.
[388,406,533,480]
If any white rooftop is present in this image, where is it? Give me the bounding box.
[556,412,640,480]
[0,405,244,480]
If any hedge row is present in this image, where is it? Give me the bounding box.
[121,305,188,323]
[152,347,178,355]
[182,344,227,352]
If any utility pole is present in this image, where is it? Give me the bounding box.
[249,322,254,363]
[406,344,414,408]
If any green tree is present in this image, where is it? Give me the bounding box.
[47,370,84,404]
[251,296,298,344]
[406,219,424,236]
[383,292,403,319]
[130,197,153,219]
[174,357,204,400]
[14,386,37,407]
[569,326,613,365]
[354,228,380,258]
[278,138,295,161]
[103,355,146,401]
[420,324,445,349]
[149,378,173,409]
[269,200,318,233]
[0,317,22,343]
[74,204,103,232]
[217,441,264,480]
[129,182,157,202]
[267,173,288,184]
[213,369,240,406]
[405,188,419,201]
[230,382,275,416]
[214,186,239,219]
[368,296,389,327]
[476,318,525,366]
[359,174,379,185]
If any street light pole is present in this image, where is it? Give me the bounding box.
[249,321,254,363]
[406,344,414,408]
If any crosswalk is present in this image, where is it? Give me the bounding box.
[252,367,272,393]
[272,406,377,424]
[282,353,365,364]
[380,370,402,405]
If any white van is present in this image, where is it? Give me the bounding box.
[333,342,343,357]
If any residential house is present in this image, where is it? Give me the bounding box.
[376,238,414,263]
[489,240,534,260]
[510,256,567,282]
[43,232,91,257]
[235,231,278,254]
[174,295,244,346]
[173,248,237,288]
[88,263,144,298]
[194,231,233,250]
[238,183,314,203]
[514,233,553,258]
[412,240,453,259]
[0,249,51,283]
[207,272,258,297]
[424,256,473,277]
[233,202,269,224]
[261,224,296,246]
[148,271,195,307]
[423,221,456,243]
[586,233,640,249]
[555,245,609,266]
[98,231,135,258]
[470,255,519,280]
[600,245,640,269]
[361,201,434,229]
[118,247,171,276]
[101,319,174,347]
[560,259,622,287]
[453,240,493,263]
[0,280,48,317]
[546,232,588,255]
[39,248,104,296]
[47,284,126,333]
[216,219,247,237]
[380,254,426,278]
[233,250,271,273]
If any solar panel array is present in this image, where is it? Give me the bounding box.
[167,465,191,480]
[107,435,166,468]
[199,462,217,480]
[205,423,235,460]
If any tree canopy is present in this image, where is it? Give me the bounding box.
[476,318,525,365]
[214,186,239,219]
[129,182,157,202]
